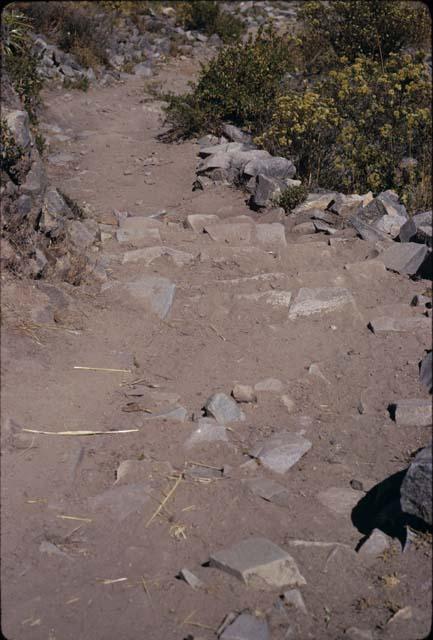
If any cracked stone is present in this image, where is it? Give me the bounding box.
[249,432,312,474]
[210,537,306,588]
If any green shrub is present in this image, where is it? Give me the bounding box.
[299,0,431,71]
[0,119,23,180]
[278,185,309,213]
[260,53,432,207]
[2,8,43,122]
[163,25,297,139]
[63,76,90,92]
[177,1,244,43]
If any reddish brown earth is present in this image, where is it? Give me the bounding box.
[1,55,432,640]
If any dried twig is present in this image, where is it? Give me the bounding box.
[57,515,92,523]
[74,366,131,373]
[22,428,139,436]
[97,577,128,585]
[145,474,183,528]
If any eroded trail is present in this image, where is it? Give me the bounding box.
[2,56,431,640]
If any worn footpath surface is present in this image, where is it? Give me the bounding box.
[1,56,432,640]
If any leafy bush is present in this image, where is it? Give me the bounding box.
[261,53,432,205]
[278,185,309,213]
[164,25,297,139]
[177,1,244,43]
[0,119,23,180]
[299,0,432,71]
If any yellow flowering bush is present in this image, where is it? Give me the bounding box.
[261,53,431,207]
[299,0,431,71]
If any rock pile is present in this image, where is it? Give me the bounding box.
[1,91,101,283]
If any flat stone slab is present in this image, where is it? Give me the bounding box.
[317,487,360,516]
[220,613,270,640]
[185,418,228,448]
[236,291,292,308]
[205,393,245,423]
[249,432,312,474]
[344,260,386,279]
[103,276,175,319]
[122,246,194,266]
[116,217,162,245]
[394,399,432,426]
[204,223,253,245]
[88,483,151,521]
[368,316,431,333]
[209,537,306,588]
[378,242,429,275]
[186,214,219,233]
[47,153,75,165]
[255,223,287,247]
[288,287,354,319]
[255,378,284,392]
[244,477,290,507]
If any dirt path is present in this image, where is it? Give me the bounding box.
[1,55,432,640]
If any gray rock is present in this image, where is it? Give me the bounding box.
[39,540,71,559]
[420,352,432,392]
[295,192,337,213]
[222,123,253,144]
[250,432,311,474]
[197,134,219,147]
[47,153,75,166]
[244,477,290,507]
[39,187,72,234]
[16,194,32,217]
[205,393,245,423]
[317,487,360,516]
[197,152,233,173]
[254,378,283,392]
[178,568,204,589]
[210,537,306,588]
[116,217,161,245]
[313,220,336,235]
[328,193,364,217]
[411,294,431,307]
[143,405,188,422]
[345,628,374,640]
[282,589,308,614]
[199,142,252,158]
[350,217,390,242]
[378,242,429,276]
[5,110,31,149]
[220,613,270,640]
[243,156,296,180]
[103,276,175,319]
[232,384,256,403]
[185,418,228,448]
[186,214,219,232]
[66,219,96,251]
[288,287,354,319]
[88,483,151,521]
[376,190,408,218]
[20,157,46,196]
[252,174,284,208]
[204,222,253,245]
[368,316,431,333]
[122,246,194,267]
[400,445,432,527]
[399,217,417,243]
[357,529,391,561]
[393,399,432,427]
[374,213,407,237]
[293,222,316,234]
[255,223,287,248]
[133,62,153,77]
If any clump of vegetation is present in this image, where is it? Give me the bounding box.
[277,185,309,213]
[164,1,431,212]
[298,0,431,72]
[177,1,245,43]
[19,1,112,68]
[163,25,297,139]
[63,76,90,92]
[261,53,432,198]
[2,8,43,122]
[0,119,23,180]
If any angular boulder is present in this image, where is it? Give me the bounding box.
[400,445,432,527]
